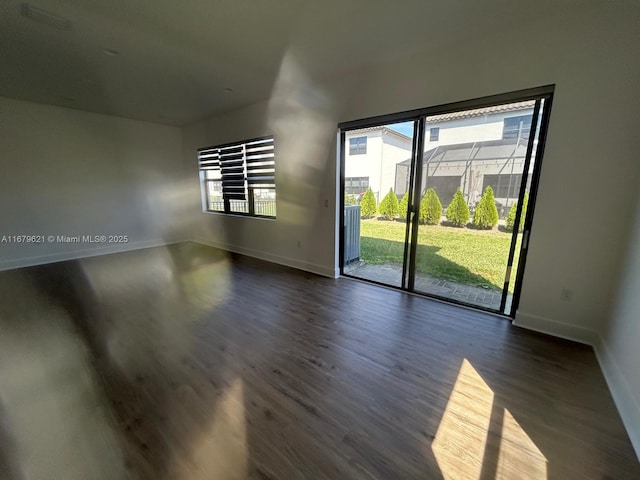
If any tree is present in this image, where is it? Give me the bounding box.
[398,192,410,220]
[419,188,443,225]
[473,186,499,229]
[360,187,377,219]
[505,192,529,232]
[378,188,399,220]
[446,188,470,227]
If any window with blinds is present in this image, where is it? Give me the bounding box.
[198,136,276,218]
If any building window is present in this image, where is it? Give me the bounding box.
[349,136,367,155]
[483,173,523,199]
[345,176,370,195]
[503,115,532,139]
[429,127,440,141]
[198,136,276,218]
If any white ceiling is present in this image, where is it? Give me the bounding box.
[0,0,579,126]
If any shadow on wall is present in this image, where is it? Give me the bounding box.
[263,49,360,268]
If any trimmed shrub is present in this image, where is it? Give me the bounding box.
[360,187,377,219]
[378,188,400,220]
[473,186,499,229]
[505,192,529,232]
[446,188,470,227]
[344,194,357,205]
[419,188,443,225]
[398,192,410,220]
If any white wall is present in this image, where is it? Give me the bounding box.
[183,1,640,455]
[599,192,640,457]
[0,96,187,270]
[347,3,640,340]
[182,74,357,277]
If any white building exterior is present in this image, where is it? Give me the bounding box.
[344,101,536,216]
[344,127,412,203]
[424,100,535,149]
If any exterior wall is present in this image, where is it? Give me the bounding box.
[425,108,534,149]
[424,108,535,209]
[344,130,383,201]
[344,129,411,202]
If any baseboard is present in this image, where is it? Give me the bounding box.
[594,335,640,461]
[0,238,188,272]
[513,311,599,345]
[193,236,338,278]
[516,311,640,460]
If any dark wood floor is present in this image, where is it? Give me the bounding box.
[0,242,638,479]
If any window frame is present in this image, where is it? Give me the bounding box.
[198,135,276,219]
[345,176,370,195]
[503,115,533,140]
[349,136,367,155]
[338,84,554,318]
[429,127,440,141]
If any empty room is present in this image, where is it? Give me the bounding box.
[1,1,639,479]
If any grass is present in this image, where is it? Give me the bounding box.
[360,219,522,291]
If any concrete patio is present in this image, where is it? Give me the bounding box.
[344,262,513,313]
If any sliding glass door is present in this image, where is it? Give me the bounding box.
[340,88,553,316]
[341,120,417,288]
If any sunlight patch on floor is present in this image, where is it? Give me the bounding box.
[432,359,547,480]
[433,359,495,479]
[496,409,547,479]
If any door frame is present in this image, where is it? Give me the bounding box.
[338,85,554,317]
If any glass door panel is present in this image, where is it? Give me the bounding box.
[342,121,416,288]
[412,99,544,313]
[501,98,547,315]
[340,88,553,317]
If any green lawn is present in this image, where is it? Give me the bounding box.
[360,219,522,291]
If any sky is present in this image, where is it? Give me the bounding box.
[387,121,414,137]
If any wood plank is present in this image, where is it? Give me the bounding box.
[0,242,637,479]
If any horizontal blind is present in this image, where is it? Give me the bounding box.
[198,135,275,205]
[219,143,246,200]
[197,147,221,171]
[245,137,275,189]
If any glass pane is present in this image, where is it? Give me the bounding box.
[253,188,276,217]
[342,121,414,288]
[206,179,224,212]
[229,199,248,214]
[504,99,545,315]
[412,99,538,312]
